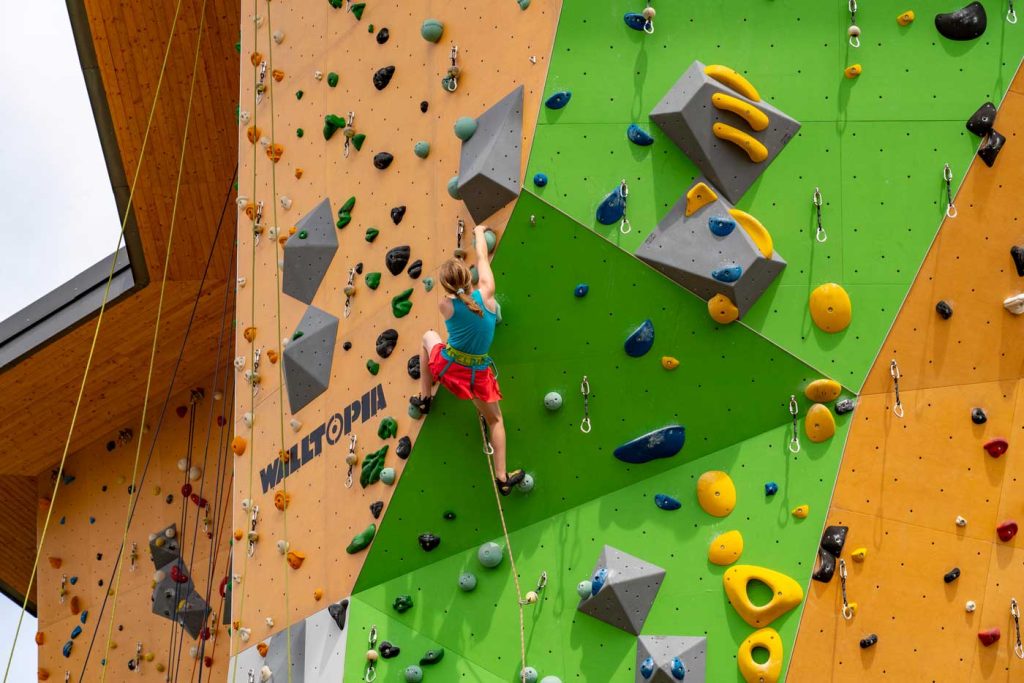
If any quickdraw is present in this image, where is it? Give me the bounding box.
[890,359,904,418]
[255,60,268,104]
[129,542,138,573]
[245,348,262,395]
[943,163,958,218]
[1010,0,1019,24]
[59,574,67,605]
[580,376,592,434]
[134,641,143,670]
[245,502,260,558]
[345,434,358,488]
[344,266,358,319]
[848,0,861,47]
[443,44,461,92]
[813,187,827,243]
[343,111,356,158]
[1012,598,1023,659]
[247,670,255,683]
[479,412,495,456]
[454,217,467,259]
[642,1,655,33]
[617,180,632,234]
[839,559,854,620]
[253,201,265,245]
[519,571,549,606]
[364,625,379,682]
[788,395,801,454]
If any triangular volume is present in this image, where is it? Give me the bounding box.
[577,545,666,635]
[457,85,524,222]
[264,621,308,682]
[283,197,339,304]
[723,564,804,628]
[636,636,708,683]
[282,306,339,413]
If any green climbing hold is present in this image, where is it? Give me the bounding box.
[393,594,414,613]
[351,3,365,19]
[447,175,462,200]
[392,289,414,318]
[368,23,374,33]
[367,359,380,375]
[423,277,434,292]
[421,19,444,43]
[328,0,343,7]
[414,141,430,159]
[378,417,398,439]
[366,272,381,290]
[340,196,356,213]
[360,446,388,487]
[292,330,305,341]
[296,90,304,100]
[327,72,339,88]
[365,227,379,242]
[519,0,532,8]
[346,523,376,554]
[298,230,308,239]
[454,117,478,141]
[324,114,346,140]
[336,214,351,230]
[420,648,444,665]
[351,133,366,150]
[296,128,304,138]
[235,42,241,53]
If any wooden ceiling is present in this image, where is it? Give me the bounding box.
[0,0,240,602]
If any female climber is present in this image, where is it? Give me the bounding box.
[409,224,525,495]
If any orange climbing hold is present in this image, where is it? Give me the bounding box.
[661,356,680,370]
[38,669,50,681]
[69,595,81,615]
[897,10,915,25]
[295,168,304,179]
[738,627,784,683]
[844,64,862,79]
[708,293,739,324]
[266,349,279,364]
[804,403,836,443]
[250,52,263,67]
[697,470,737,517]
[233,529,244,541]
[47,557,61,569]
[274,490,291,511]
[724,565,804,628]
[231,436,247,456]
[809,283,852,333]
[34,632,44,646]
[272,68,284,82]
[257,642,269,657]
[314,588,324,601]
[685,182,718,216]
[278,448,291,463]
[287,550,306,569]
[243,326,257,342]
[267,144,284,162]
[246,126,261,144]
[244,203,257,220]
[804,379,842,403]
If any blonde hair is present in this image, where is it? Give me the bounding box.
[438,258,482,317]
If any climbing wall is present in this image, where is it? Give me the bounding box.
[35,378,234,681]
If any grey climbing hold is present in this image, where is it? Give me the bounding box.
[414,141,430,158]
[458,572,477,592]
[545,91,572,109]
[420,19,444,43]
[835,398,856,415]
[625,319,655,357]
[283,198,339,304]
[517,473,535,493]
[478,541,504,568]
[282,306,339,412]
[379,467,396,484]
[578,545,666,635]
[936,300,953,319]
[373,65,395,90]
[457,86,524,222]
[577,580,593,599]
[978,129,1005,167]
[404,666,423,683]
[636,636,707,683]
[454,116,478,141]
[386,246,411,275]
[812,525,848,583]
[966,102,997,137]
[521,667,539,683]
[376,329,399,358]
[373,152,394,169]
[544,392,563,410]
[935,2,987,41]
[627,124,655,146]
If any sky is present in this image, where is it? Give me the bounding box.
[0,0,123,677]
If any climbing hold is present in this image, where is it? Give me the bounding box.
[323,114,347,140]
[978,628,1001,646]
[957,515,969,527]
[420,19,444,42]
[419,533,441,552]
[478,541,504,568]
[851,547,867,561]
[613,425,686,463]
[533,173,549,187]
[313,588,324,601]
[365,272,381,290]
[454,116,478,141]
[966,600,977,612]
[971,407,986,425]
[274,490,291,510]
[373,65,396,91]
[393,595,414,613]
[805,379,842,403]
[596,184,627,225]
[897,10,916,25]
[327,72,339,88]
[396,436,412,460]
[350,3,365,19]
[403,666,423,683]
[420,648,444,665]
[844,64,862,79]
[697,470,737,517]
[517,474,535,493]
[712,265,743,283]
[230,434,246,455]
[712,92,769,131]
[661,356,679,370]
[997,520,1018,541]
[365,227,379,243]
[413,141,430,159]
[386,246,411,275]
[764,482,778,496]
[860,634,878,649]
[936,300,953,319]
[655,494,682,511]
[708,215,736,237]
[287,550,305,570]
[627,124,655,146]
[392,289,414,318]
[835,398,856,415]
[1004,293,1024,314]
[447,175,462,200]
[360,446,388,487]
[967,102,997,137]
[379,641,400,659]
[935,2,987,41]
[625,319,655,357]
[685,182,718,217]
[379,467,396,485]
[443,511,456,521]
[574,284,589,297]
[984,438,1008,457]
[407,260,423,279]
[576,580,593,599]
[544,392,563,411]
[712,123,769,162]
[729,208,774,258]
[792,505,810,519]
[458,572,477,592]
[704,64,761,101]
[545,91,572,110]
[709,530,745,566]
[420,101,429,113]
[944,567,961,583]
[408,355,421,380]
[1011,246,1024,276]
[352,133,366,150]
[373,152,394,169]
[367,359,380,376]
[708,294,740,324]
[737,628,782,683]
[805,403,836,443]
[376,27,389,44]
[978,129,1006,167]
[811,525,848,583]
[809,283,852,333]
[521,668,539,683]
[725,566,804,628]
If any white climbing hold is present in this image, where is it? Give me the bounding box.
[239,110,251,125]
[265,617,274,628]
[188,466,202,482]
[237,277,246,288]
[233,574,242,584]
[213,391,223,401]
[259,665,272,682]
[234,356,246,370]
[314,70,324,81]
[1004,293,1024,315]
[277,258,285,270]
[165,527,176,539]
[956,515,968,527]
[236,196,249,209]
[189,645,199,659]
[148,533,157,542]
[276,539,289,554]
[280,196,292,210]
[238,627,251,643]
[243,412,254,428]
[289,419,302,432]
[267,227,279,240]
[176,458,189,472]
[154,569,166,583]
[272,30,284,44]
[966,600,977,612]
[241,498,253,510]
[259,136,271,149]
[252,14,263,28]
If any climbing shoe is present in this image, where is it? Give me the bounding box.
[496,469,526,496]
[409,394,432,415]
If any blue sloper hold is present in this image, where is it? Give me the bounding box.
[63,641,73,658]
[765,481,779,496]
[596,184,627,225]
[70,625,82,639]
[708,215,736,237]
[711,265,742,283]
[614,426,686,464]
[624,12,647,31]
[624,319,655,357]
[574,284,589,298]
[627,124,655,146]
[533,173,548,187]
[640,657,656,678]
[591,567,608,596]
[655,494,681,511]
[545,91,572,109]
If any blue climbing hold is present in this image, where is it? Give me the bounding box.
[591,567,608,595]
[627,124,654,146]
[62,475,75,485]
[765,481,779,496]
[62,641,73,658]
[59,516,65,525]
[596,184,627,225]
[640,657,655,678]
[708,215,736,237]
[624,319,655,357]
[89,516,96,524]
[655,494,681,511]
[80,610,88,624]
[533,172,548,187]
[712,265,743,283]
[574,284,589,298]
[545,91,572,110]
[69,576,78,585]
[624,12,648,31]
[613,425,686,464]
[671,657,686,680]
[70,625,82,639]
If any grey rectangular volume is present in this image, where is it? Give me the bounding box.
[283,197,339,304]
[264,620,307,682]
[577,545,666,635]
[634,178,786,318]
[458,85,524,223]
[636,636,707,683]
[282,306,339,413]
[175,590,211,639]
[649,60,800,203]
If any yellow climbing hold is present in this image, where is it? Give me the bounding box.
[897,10,915,25]
[704,64,762,102]
[712,123,769,163]
[844,64,862,79]
[792,504,810,519]
[711,93,769,131]
[708,530,744,566]
[809,283,852,333]
[804,379,842,403]
[661,356,680,370]
[738,627,784,683]
[708,294,739,324]
[723,565,805,628]
[728,209,773,258]
[805,403,836,443]
[685,181,718,216]
[697,470,737,517]
[851,547,867,562]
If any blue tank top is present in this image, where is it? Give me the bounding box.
[445,291,496,356]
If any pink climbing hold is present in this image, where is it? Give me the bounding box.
[997,520,1018,542]
[983,438,1008,457]
[978,628,1001,646]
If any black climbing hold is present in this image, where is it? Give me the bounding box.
[96,553,103,561]
[376,329,399,358]
[391,206,407,225]
[407,354,421,380]
[379,641,400,659]
[420,100,429,113]
[396,436,412,459]
[936,300,953,319]
[860,634,878,649]
[166,494,174,504]
[407,260,423,279]
[386,246,411,275]
[106,441,115,452]
[376,28,390,44]
[101,485,108,492]
[1012,246,1024,276]
[370,501,384,519]
[328,599,349,630]
[835,398,856,415]
[420,648,444,665]
[972,407,988,424]
[443,511,456,521]
[978,129,1005,167]
[935,1,987,41]
[944,567,961,583]
[343,341,352,351]
[418,533,441,552]
[355,262,364,275]
[373,65,396,90]
[373,152,394,170]
[966,102,997,137]
[812,525,848,584]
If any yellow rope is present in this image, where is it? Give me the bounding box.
[0,2,187,680]
[99,3,209,678]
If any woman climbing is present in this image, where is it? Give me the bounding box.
[409,224,525,495]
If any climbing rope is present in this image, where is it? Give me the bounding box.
[813,187,827,243]
[943,163,958,218]
[1010,0,1019,24]
[838,559,854,620]
[889,359,905,418]
[788,395,801,454]
[617,180,632,234]
[847,0,861,47]
[1013,598,1024,659]
[580,376,592,434]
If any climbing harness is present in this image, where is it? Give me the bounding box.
[890,359,905,418]
[943,163,958,218]
[1012,598,1024,659]
[363,626,378,682]
[839,559,854,620]
[1010,0,1019,24]
[455,217,467,259]
[788,395,801,454]
[344,266,357,318]
[478,412,496,456]
[847,0,861,47]
[343,111,356,158]
[255,60,268,104]
[345,434,357,488]
[580,376,592,434]
[813,187,827,243]
[617,180,632,234]
[443,44,461,92]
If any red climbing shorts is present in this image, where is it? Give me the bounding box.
[428,343,503,402]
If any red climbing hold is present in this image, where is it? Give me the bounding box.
[218,576,228,598]
[182,483,193,497]
[983,438,1008,457]
[175,406,188,418]
[997,520,1018,542]
[170,565,189,584]
[204,656,213,668]
[978,628,1001,646]
[199,627,210,641]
